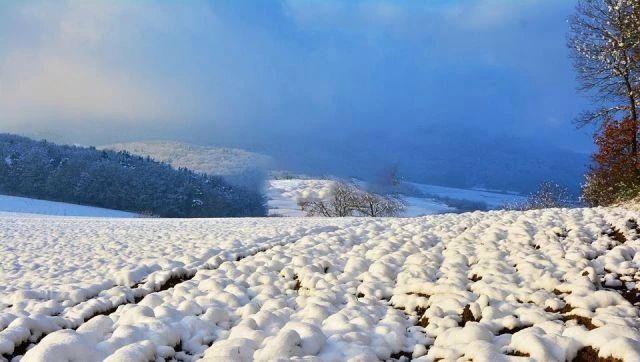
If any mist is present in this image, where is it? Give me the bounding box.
[0,0,593,192]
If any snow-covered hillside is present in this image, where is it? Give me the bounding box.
[102,141,272,177]
[410,183,526,209]
[266,179,522,217]
[0,195,137,217]
[1,207,639,360]
[267,179,454,217]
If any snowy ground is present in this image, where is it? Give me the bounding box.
[409,183,526,209]
[0,195,137,218]
[267,179,338,217]
[267,179,454,217]
[1,207,640,361]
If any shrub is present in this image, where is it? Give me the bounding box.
[507,181,570,210]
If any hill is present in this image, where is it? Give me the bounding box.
[249,128,589,194]
[0,134,266,217]
[102,141,272,190]
[102,141,272,176]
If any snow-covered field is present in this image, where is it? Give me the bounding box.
[0,195,137,218]
[1,207,640,361]
[410,183,526,209]
[267,179,454,217]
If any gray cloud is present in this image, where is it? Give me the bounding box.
[0,0,592,152]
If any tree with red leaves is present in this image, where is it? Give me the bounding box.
[582,118,640,205]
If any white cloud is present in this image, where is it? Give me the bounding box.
[0,1,214,128]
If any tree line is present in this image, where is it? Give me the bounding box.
[0,134,266,217]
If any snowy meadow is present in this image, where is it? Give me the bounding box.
[1,207,639,361]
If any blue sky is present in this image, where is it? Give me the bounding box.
[0,0,593,152]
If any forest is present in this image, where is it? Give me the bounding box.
[0,134,266,217]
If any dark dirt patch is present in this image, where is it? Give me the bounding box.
[619,288,640,306]
[602,226,626,243]
[555,227,570,239]
[470,274,482,282]
[389,350,413,361]
[506,350,530,357]
[562,315,597,330]
[545,303,573,314]
[626,219,639,235]
[417,316,429,328]
[604,284,640,307]
[156,272,195,292]
[290,274,301,291]
[572,346,622,362]
[415,306,427,317]
[3,338,33,361]
[497,324,532,335]
[459,305,478,327]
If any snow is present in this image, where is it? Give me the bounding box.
[410,182,526,209]
[101,141,272,177]
[267,179,454,217]
[0,194,137,217]
[267,179,336,217]
[1,206,640,361]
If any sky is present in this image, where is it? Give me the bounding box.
[0,0,593,153]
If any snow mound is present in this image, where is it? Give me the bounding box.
[2,207,640,361]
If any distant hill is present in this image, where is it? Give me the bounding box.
[248,127,590,195]
[102,141,272,176]
[0,134,266,217]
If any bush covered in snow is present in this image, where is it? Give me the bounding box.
[506,181,571,211]
[0,134,266,217]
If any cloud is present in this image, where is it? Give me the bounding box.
[0,0,590,152]
[0,1,215,128]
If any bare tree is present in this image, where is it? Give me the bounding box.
[356,191,406,217]
[298,181,360,217]
[298,180,406,217]
[568,0,640,155]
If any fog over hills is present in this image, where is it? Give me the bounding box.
[242,127,589,194]
[102,130,588,195]
[102,141,273,177]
